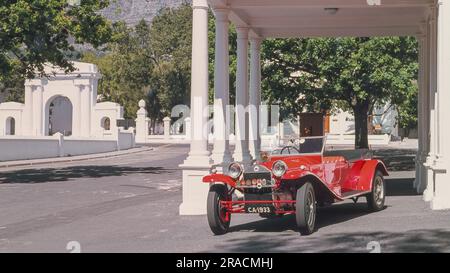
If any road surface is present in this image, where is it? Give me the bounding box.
[1,144,450,252]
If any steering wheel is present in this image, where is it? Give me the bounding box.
[280,146,300,155]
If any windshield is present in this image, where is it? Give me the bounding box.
[271,136,326,155]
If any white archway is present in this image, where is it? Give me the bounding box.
[45,96,73,136]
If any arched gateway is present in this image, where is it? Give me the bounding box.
[0,62,124,138]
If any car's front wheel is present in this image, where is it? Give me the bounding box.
[366,170,386,212]
[295,182,316,235]
[207,184,231,235]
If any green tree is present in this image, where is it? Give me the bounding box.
[0,0,111,80]
[82,20,153,119]
[262,37,418,148]
[149,3,192,117]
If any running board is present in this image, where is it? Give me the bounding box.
[341,190,371,199]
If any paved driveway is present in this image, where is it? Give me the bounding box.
[0,144,449,252]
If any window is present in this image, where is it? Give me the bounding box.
[5,117,15,135]
[102,117,111,131]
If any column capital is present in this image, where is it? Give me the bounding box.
[24,79,44,87]
[192,0,209,10]
[213,8,229,21]
[250,37,263,49]
[236,27,249,40]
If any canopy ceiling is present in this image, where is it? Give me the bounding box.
[209,0,433,38]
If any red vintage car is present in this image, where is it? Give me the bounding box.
[203,136,388,235]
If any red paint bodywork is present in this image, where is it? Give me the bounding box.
[202,151,388,213]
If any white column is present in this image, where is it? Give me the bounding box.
[233,27,253,164]
[135,99,149,143]
[249,37,262,160]
[72,84,83,137]
[417,22,431,194]
[179,0,212,215]
[163,116,171,139]
[23,83,34,136]
[185,117,192,140]
[32,85,44,136]
[414,34,426,190]
[211,8,233,165]
[424,7,438,201]
[430,0,450,210]
[80,85,91,137]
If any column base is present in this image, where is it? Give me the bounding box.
[179,152,212,216]
[422,156,436,201]
[414,153,428,193]
[179,168,211,215]
[181,152,213,168]
[429,160,450,210]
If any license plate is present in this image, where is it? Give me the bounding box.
[245,205,274,214]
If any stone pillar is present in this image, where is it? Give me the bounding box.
[430,0,450,210]
[211,8,233,165]
[414,34,426,190]
[249,37,262,160]
[135,99,149,143]
[80,85,92,137]
[72,83,83,137]
[185,117,192,140]
[424,7,438,201]
[233,27,253,164]
[163,116,171,139]
[179,0,212,215]
[23,82,35,136]
[417,21,431,194]
[32,84,44,136]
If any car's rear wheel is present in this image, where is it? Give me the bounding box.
[207,184,231,235]
[366,170,386,212]
[295,182,316,235]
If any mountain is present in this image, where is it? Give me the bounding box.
[101,0,189,25]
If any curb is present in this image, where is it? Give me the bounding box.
[0,146,154,169]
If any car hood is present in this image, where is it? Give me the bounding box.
[260,155,322,170]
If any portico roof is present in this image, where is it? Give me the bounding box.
[209,0,433,37]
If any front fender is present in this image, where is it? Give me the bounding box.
[358,159,389,191]
[202,174,236,188]
[282,168,311,180]
[281,169,343,200]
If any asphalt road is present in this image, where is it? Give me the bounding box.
[1,144,450,253]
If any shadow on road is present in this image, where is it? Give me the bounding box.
[217,228,450,252]
[229,202,378,234]
[373,149,417,171]
[0,165,175,184]
[385,177,418,196]
[228,177,417,236]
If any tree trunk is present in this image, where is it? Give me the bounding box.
[354,105,369,149]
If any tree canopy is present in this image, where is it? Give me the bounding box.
[0,0,111,79]
[262,37,418,148]
[82,20,153,119]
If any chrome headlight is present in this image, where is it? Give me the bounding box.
[228,163,242,179]
[272,160,287,178]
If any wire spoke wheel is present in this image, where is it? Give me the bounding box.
[367,170,386,212]
[296,182,316,235]
[207,185,231,235]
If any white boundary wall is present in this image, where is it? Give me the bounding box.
[0,130,135,162]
